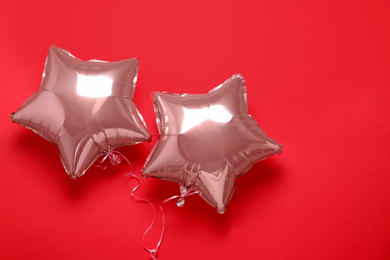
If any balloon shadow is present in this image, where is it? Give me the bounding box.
[13,130,60,171]
[143,157,283,232]
[231,158,284,214]
[12,129,152,199]
[61,143,153,199]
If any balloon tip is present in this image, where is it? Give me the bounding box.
[10,113,16,123]
[276,144,283,155]
[232,74,244,79]
[217,206,226,214]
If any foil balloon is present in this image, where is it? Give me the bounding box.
[11,46,151,179]
[142,74,282,213]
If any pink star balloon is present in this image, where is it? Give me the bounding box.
[142,74,282,213]
[11,46,151,179]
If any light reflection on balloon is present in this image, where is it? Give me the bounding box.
[181,105,233,133]
[76,75,113,98]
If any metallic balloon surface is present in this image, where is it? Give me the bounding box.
[142,74,282,213]
[11,46,151,179]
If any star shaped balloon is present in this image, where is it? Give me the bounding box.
[142,74,282,213]
[11,46,151,179]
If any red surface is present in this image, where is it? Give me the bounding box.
[1,0,390,259]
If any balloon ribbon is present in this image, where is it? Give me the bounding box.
[98,150,199,260]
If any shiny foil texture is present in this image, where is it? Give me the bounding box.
[11,46,151,179]
[142,74,282,213]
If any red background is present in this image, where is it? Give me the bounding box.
[1,0,390,259]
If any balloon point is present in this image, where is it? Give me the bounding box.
[276,145,283,155]
[233,73,244,79]
[10,113,15,123]
[69,175,77,180]
[217,207,226,214]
